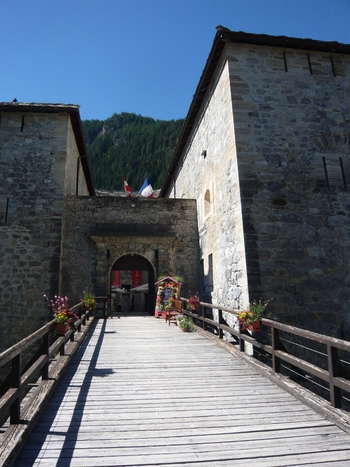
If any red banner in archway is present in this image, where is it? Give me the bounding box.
[113,271,120,288]
[132,270,141,288]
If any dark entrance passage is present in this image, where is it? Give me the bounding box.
[111,254,156,315]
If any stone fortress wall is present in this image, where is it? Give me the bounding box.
[166,31,350,339]
[229,42,350,337]
[168,58,249,316]
[60,196,200,312]
[0,106,90,351]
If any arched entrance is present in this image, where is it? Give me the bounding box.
[111,254,156,315]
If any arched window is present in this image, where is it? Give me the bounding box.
[204,189,211,217]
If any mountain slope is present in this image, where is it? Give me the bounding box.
[82,112,184,191]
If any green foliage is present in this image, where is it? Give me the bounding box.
[81,291,97,310]
[176,315,194,331]
[82,112,184,191]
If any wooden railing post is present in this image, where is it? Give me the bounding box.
[77,307,82,332]
[82,305,87,325]
[238,325,245,352]
[60,339,65,356]
[327,344,342,408]
[42,331,50,380]
[202,305,206,331]
[271,325,281,374]
[218,309,223,339]
[9,354,21,424]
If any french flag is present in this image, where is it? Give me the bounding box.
[139,176,154,198]
[123,177,132,197]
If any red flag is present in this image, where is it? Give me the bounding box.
[123,177,132,197]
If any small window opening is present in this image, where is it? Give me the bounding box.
[0,198,9,226]
[307,54,313,75]
[323,157,330,190]
[330,56,336,77]
[340,157,347,191]
[204,189,211,217]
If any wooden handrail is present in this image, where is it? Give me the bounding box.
[180,298,350,410]
[0,302,93,428]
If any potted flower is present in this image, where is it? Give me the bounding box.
[237,299,269,332]
[187,292,200,310]
[81,291,97,311]
[44,294,79,335]
[176,315,194,332]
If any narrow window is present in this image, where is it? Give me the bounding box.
[340,157,347,191]
[330,55,336,77]
[307,54,313,75]
[0,198,9,226]
[323,157,330,190]
[204,189,211,217]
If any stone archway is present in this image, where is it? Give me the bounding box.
[111,254,156,315]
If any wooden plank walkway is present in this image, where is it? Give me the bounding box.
[15,316,350,466]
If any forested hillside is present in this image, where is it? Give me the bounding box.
[82,113,184,191]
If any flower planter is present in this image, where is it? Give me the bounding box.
[248,320,261,332]
[56,322,69,335]
[190,303,199,310]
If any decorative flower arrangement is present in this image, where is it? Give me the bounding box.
[44,294,79,329]
[176,315,194,331]
[156,286,166,312]
[81,291,97,310]
[155,276,182,317]
[187,292,200,309]
[238,299,269,331]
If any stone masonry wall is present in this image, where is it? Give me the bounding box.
[227,43,350,338]
[168,41,350,339]
[0,111,84,351]
[169,59,249,319]
[60,196,200,310]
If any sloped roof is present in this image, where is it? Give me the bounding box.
[160,27,350,197]
[0,101,95,195]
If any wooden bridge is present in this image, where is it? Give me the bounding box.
[2,304,350,466]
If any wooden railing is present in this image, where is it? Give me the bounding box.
[180,298,350,411]
[0,302,94,466]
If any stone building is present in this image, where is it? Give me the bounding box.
[161,27,350,339]
[0,103,94,350]
[0,102,200,352]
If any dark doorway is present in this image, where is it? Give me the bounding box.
[111,254,155,315]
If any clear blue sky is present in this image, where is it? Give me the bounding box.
[1,0,349,122]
